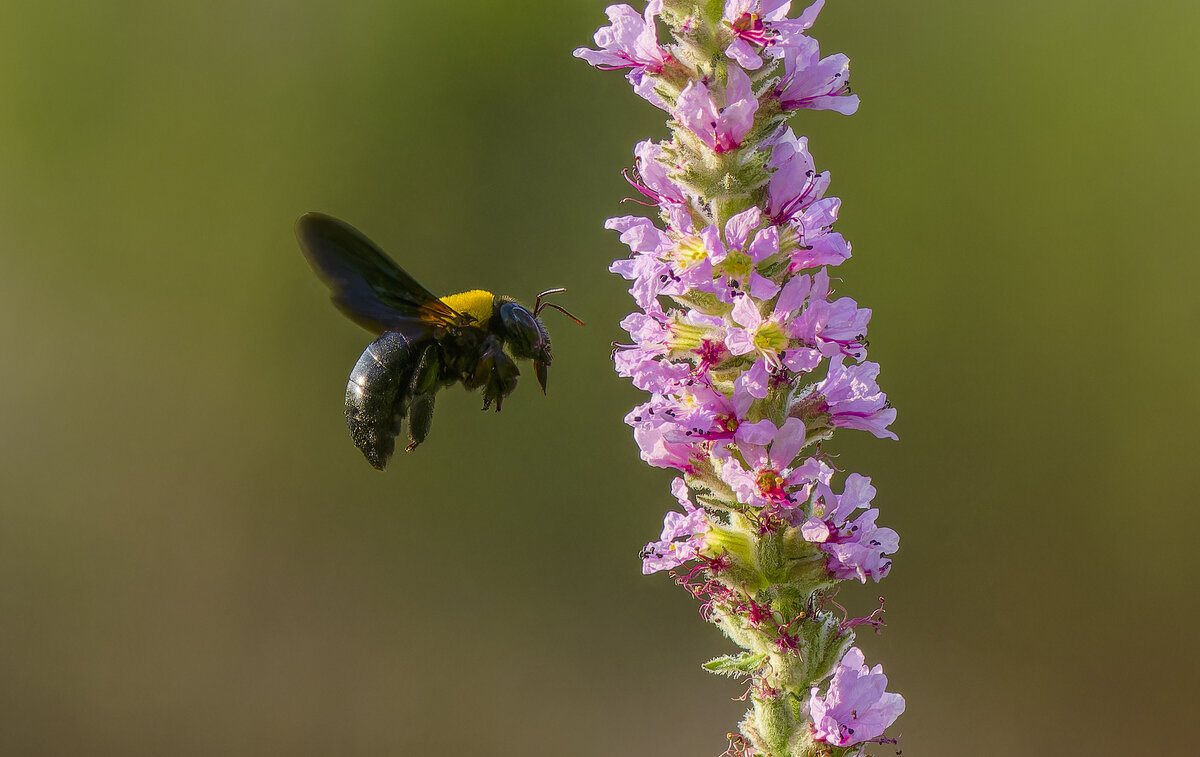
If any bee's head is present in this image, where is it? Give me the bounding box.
[495,289,584,393]
[497,301,552,393]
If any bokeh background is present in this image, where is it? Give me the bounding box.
[1,1,1196,755]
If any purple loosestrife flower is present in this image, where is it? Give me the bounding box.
[573,2,670,108]
[634,422,708,473]
[766,128,853,270]
[606,216,675,310]
[615,349,691,394]
[801,473,899,582]
[641,478,711,573]
[723,0,830,69]
[798,357,898,440]
[627,140,687,211]
[820,509,899,582]
[674,64,759,153]
[787,269,871,361]
[808,647,906,747]
[715,417,814,511]
[766,130,831,223]
[579,2,905,752]
[776,35,860,114]
[671,379,762,444]
[726,274,820,372]
[707,207,781,302]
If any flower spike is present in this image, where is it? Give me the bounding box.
[579,1,904,753]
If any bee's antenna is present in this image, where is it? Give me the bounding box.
[534,288,566,312]
[534,288,585,326]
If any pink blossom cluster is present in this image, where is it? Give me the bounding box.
[578,1,904,753]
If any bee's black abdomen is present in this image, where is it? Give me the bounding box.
[345,332,420,471]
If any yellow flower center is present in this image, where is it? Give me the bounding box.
[669,319,709,350]
[674,234,708,270]
[757,469,785,496]
[753,321,789,354]
[721,248,752,280]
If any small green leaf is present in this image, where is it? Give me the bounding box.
[702,651,768,678]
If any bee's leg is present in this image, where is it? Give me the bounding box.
[473,336,499,410]
[406,394,436,451]
[480,346,520,413]
[405,345,442,452]
[390,395,409,440]
[390,379,414,440]
[345,332,419,471]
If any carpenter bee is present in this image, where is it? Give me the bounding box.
[296,212,583,471]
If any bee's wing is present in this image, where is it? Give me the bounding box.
[296,212,464,334]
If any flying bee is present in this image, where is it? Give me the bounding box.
[296,212,583,471]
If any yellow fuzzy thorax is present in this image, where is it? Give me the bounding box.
[440,289,496,325]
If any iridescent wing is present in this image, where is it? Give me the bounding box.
[296,212,466,334]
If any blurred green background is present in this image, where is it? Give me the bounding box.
[1,0,1197,754]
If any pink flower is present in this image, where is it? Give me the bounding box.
[723,0,787,70]
[674,64,759,153]
[726,275,821,373]
[787,269,871,361]
[615,348,691,394]
[626,139,687,210]
[633,420,706,472]
[809,647,905,746]
[658,378,760,445]
[574,2,671,109]
[722,1,829,70]
[801,474,898,582]
[764,129,852,270]
[775,35,859,115]
[642,478,710,573]
[706,207,781,302]
[716,417,817,509]
[574,2,667,74]
[606,215,674,310]
[765,128,830,222]
[806,357,897,439]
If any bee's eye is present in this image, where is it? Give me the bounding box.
[499,303,548,359]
